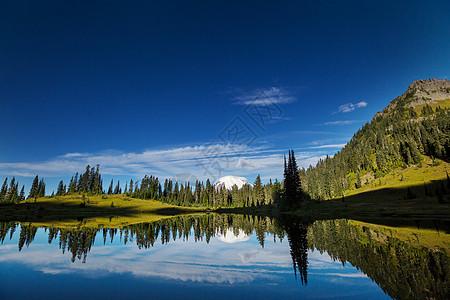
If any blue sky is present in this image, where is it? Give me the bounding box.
[1,0,449,193]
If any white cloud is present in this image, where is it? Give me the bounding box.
[236,158,255,169]
[307,144,346,149]
[296,155,328,169]
[0,143,333,183]
[234,87,296,106]
[320,120,362,126]
[336,101,367,113]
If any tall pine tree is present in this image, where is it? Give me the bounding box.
[282,150,302,207]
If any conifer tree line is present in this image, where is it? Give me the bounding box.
[54,164,103,196]
[28,175,46,199]
[2,163,285,208]
[0,177,25,204]
[127,174,283,208]
[300,101,450,200]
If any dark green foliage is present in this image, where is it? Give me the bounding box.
[421,104,434,117]
[28,176,39,199]
[301,106,449,200]
[356,173,362,189]
[108,179,113,195]
[253,175,265,206]
[128,179,134,194]
[72,165,103,194]
[129,174,278,208]
[56,180,66,196]
[0,178,8,202]
[19,185,25,201]
[113,181,120,194]
[281,150,302,207]
[309,219,449,299]
[0,177,21,204]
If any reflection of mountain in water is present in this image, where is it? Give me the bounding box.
[1,215,449,299]
[217,228,249,243]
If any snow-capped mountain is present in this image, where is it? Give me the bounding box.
[213,175,252,190]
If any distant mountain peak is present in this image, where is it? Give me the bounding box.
[407,78,450,92]
[373,78,450,121]
[213,176,252,190]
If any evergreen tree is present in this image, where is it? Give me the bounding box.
[129,179,134,194]
[72,172,78,193]
[282,150,302,207]
[28,176,39,199]
[19,185,25,201]
[0,178,8,202]
[114,181,120,194]
[37,179,46,197]
[253,174,264,206]
[108,179,113,195]
[56,180,65,196]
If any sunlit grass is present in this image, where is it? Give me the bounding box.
[290,158,450,217]
[343,157,449,197]
[1,194,207,229]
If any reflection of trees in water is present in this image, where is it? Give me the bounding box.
[124,214,286,249]
[308,219,450,300]
[0,215,309,285]
[276,215,309,285]
[1,216,447,298]
[0,215,288,262]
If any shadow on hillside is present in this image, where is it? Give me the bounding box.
[330,178,449,208]
[294,178,450,225]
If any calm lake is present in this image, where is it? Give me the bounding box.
[0,214,448,299]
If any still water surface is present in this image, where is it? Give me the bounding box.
[0,215,448,299]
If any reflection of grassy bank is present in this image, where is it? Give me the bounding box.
[0,194,207,228]
[308,218,450,299]
[348,219,450,254]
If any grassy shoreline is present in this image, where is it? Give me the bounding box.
[1,160,449,229]
[0,194,209,228]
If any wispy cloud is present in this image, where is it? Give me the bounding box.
[0,144,332,183]
[334,101,367,113]
[307,144,346,149]
[319,120,362,126]
[234,87,296,106]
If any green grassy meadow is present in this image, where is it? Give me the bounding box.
[1,157,449,229]
[291,157,450,217]
[0,194,207,228]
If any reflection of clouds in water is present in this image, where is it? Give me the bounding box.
[0,229,369,285]
[239,251,259,263]
[317,273,368,278]
[307,249,349,270]
[0,237,283,284]
[216,228,249,243]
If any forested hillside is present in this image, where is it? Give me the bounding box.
[300,79,450,200]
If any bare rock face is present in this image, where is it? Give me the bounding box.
[405,79,450,105]
[373,78,450,120]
